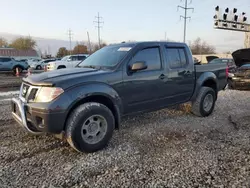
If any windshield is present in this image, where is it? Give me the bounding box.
[241,64,250,68]
[77,45,133,68]
[61,55,70,61]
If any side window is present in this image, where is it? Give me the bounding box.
[71,56,79,61]
[2,58,11,63]
[178,49,187,66]
[78,56,86,61]
[166,48,187,68]
[167,48,181,68]
[131,47,161,71]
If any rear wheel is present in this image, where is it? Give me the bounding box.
[57,66,66,69]
[65,102,115,153]
[36,65,42,70]
[191,87,216,117]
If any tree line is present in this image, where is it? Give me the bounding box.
[56,42,107,58]
[0,36,217,57]
[0,36,36,50]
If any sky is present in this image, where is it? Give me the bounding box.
[0,0,249,53]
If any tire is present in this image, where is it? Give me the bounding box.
[191,87,216,117]
[36,65,42,70]
[65,102,115,153]
[13,66,23,74]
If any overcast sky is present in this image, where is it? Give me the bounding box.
[0,0,249,53]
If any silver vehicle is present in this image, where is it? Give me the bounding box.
[47,54,89,71]
[30,59,56,70]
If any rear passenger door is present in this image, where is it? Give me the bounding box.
[0,58,12,71]
[70,55,80,67]
[164,47,195,103]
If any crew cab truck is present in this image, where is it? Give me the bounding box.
[11,42,227,153]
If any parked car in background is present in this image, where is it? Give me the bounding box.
[11,41,228,153]
[228,48,250,90]
[30,58,56,70]
[17,59,28,63]
[208,58,236,72]
[47,54,89,71]
[27,59,41,66]
[0,56,29,73]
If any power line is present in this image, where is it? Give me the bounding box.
[67,29,73,54]
[87,31,92,53]
[94,12,104,48]
[178,0,194,43]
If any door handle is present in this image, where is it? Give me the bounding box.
[159,74,166,80]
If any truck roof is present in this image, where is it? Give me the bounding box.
[108,41,187,48]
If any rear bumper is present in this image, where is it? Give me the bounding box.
[11,97,67,134]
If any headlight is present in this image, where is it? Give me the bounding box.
[228,73,234,77]
[35,87,64,102]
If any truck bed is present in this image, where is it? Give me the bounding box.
[195,63,228,91]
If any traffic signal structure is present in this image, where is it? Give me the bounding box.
[213,6,249,32]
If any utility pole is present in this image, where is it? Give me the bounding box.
[94,12,104,48]
[178,0,194,43]
[67,29,73,54]
[87,31,92,53]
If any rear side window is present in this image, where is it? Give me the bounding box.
[178,49,187,66]
[71,56,79,61]
[166,48,187,68]
[0,58,11,62]
[78,56,87,61]
[131,47,161,71]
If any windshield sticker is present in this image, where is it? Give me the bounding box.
[117,47,132,51]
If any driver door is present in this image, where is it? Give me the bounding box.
[121,45,166,114]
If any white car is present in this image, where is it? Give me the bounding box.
[30,58,56,70]
[47,54,89,71]
[27,59,41,66]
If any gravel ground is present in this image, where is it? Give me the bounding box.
[0,89,249,187]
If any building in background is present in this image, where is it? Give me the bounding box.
[0,47,41,60]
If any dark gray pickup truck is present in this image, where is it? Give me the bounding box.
[11,42,228,153]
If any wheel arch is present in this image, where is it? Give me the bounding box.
[192,72,218,101]
[63,84,123,131]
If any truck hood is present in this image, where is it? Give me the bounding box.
[232,48,250,67]
[23,67,99,86]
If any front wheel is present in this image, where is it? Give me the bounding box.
[65,102,115,153]
[191,87,216,117]
[13,66,23,74]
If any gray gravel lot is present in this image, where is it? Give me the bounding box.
[0,89,249,187]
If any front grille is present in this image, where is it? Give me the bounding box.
[20,83,40,102]
[28,88,38,101]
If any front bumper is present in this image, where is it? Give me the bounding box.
[11,97,67,134]
[11,98,42,135]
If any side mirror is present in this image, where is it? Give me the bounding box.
[129,61,147,72]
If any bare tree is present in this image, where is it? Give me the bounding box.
[0,37,8,47]
[189,37,216,55]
